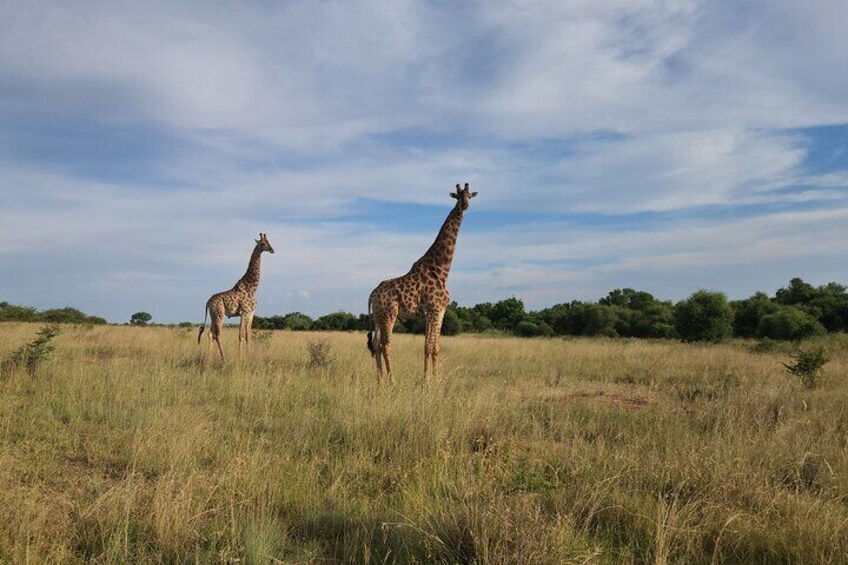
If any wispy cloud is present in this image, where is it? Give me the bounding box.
[0,0,847,322]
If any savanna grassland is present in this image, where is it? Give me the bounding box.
[0,323,847,564]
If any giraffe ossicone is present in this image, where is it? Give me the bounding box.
[367,183,477,383]
[198,232,274,362]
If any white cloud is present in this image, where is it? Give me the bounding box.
[1,0,848,320]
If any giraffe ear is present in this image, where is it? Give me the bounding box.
[450,192,459,199]
[470,191,478,197]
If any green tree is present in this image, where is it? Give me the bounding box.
[775,277,817,306]
[312,311,358,331]
[674,290,733,342]
[515,318,554,337]
[130,312,152,326]
[0,302,38,322]
[441,307,463,336]
[283,312,313,331]
[579,304,619,337]
[757,306,825,341]
[731,292,779,338]
[490,297,526,332]
[809,282,848,332]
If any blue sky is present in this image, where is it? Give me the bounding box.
[1,0,847,323]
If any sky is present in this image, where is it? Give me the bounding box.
[1,0,847,323]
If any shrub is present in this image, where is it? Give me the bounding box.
[307,339,334,370]
[674,290,733,342]
[0,303,39,322]
[515,320,553,337]
[1,325,61,376]
[757,306,825,341]
[783,346,829,389]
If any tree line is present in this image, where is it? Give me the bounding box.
[2,277,845,342]
[253,277,847,342]
[0,302,107,325]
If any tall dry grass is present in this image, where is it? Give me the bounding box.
[0,323,846,563]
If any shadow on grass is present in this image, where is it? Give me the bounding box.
[290,509,477,564]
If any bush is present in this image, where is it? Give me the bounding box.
[783,346,829,389]
[1,325,60,376]
[307,339,334,370]
[515,320,553,337]
[0,303,39,322]
[674,290,733,342]
[757,306,825,341]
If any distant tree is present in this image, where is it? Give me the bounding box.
[809,282,848,332]
[630,302,676,338]
[0,303,39,322]
[535,303,581,335]
[130,312,152,326]
[600,288,657,311]
[312,311,358,331]
[757,306,826,341]
[515,318,554,337]
[404,315,426,334]
[41,307,100,325]
[283,312,313,331]
[441,307,463,336]
[579,304,619,337]
[454,302,493,333]
[775,277,817,306]
[178,321,193,328]
[356,314,371,331]
[490,297,526,332]
[674,290,733,342]
[731,292,779,338]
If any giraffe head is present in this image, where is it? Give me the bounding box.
[254,233,275,254]
[450,182,478,211]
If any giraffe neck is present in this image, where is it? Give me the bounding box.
[238,245,263,293]
[412,205,464,283]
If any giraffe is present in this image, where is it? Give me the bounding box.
[367,183,477,384]
[198,233,275,362]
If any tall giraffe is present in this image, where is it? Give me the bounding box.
[198,233,275,362]
[367,183,477,383]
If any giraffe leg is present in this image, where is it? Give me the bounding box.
[430,309,446,381]
[374,340,384,383]
[211,315,225,363]
[244,311,254,354]
[238,316,246,359]
[381,322,395,384]
[423,319,433,385]
[423,309,445,384]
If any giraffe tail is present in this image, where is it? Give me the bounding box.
[198,305,208,344]
[366,297,378,356]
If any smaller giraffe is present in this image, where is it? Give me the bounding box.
[198,233,274,362]
[368,183,477,384]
